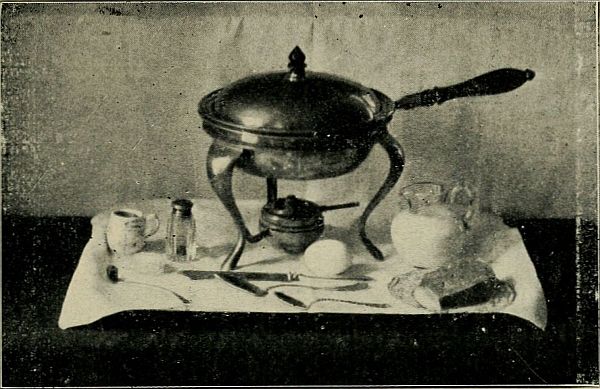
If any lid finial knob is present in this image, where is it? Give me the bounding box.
[287,46,306,81]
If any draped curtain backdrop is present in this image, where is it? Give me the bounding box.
[2,3,597,219]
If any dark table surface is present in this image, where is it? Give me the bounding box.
[2,215,598,386]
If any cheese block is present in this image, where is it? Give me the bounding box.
[413,259,496,311]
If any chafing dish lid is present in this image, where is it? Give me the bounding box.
[198,47,394,140]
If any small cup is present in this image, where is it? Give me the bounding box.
[106,209,160,256]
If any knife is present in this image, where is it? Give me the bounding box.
[215,273,268,297]
[273,291,308,308]
[180,270,372,282]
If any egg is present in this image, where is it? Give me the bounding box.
[302,239,351,277]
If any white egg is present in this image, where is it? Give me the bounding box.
[302,239,351,277]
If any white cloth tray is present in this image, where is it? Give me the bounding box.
[59,199,547,330]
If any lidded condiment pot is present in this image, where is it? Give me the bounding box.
[260,195,359,253]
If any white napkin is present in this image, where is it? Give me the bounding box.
[59,199,547,330]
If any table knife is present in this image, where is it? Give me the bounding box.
[179,270,372,282]
[215,273,268,297]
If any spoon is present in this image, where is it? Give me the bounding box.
[274,292,391,310]
[106,265,191,304]
[265,282,369,293]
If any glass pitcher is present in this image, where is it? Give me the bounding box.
[390,182,476,269]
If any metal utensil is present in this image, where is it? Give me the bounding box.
[179,269,372,282]
[214,273,268,296]
[265,282,369,293]
[106,265,191,304]
[273,291,307,308]
[273,291,390,310]
[215,272,370,297]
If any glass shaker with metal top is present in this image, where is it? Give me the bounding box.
[166,199,197,262]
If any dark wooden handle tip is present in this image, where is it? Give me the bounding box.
[395,68,535,110]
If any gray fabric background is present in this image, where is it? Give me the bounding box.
[2,2,597,218]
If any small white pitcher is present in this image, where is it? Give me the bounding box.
[390,182,477,269]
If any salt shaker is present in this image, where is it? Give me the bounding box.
[166,199,197,262]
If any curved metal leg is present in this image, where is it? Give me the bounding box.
[357,132,405,260]
[207,142,268,270]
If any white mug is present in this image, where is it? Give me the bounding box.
[106,209,160,256]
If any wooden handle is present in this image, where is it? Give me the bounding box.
[395,68,535,110]
[318,202,360,213]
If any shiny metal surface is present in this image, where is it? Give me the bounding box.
[199,46,535,270]
[198,46,395,151]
